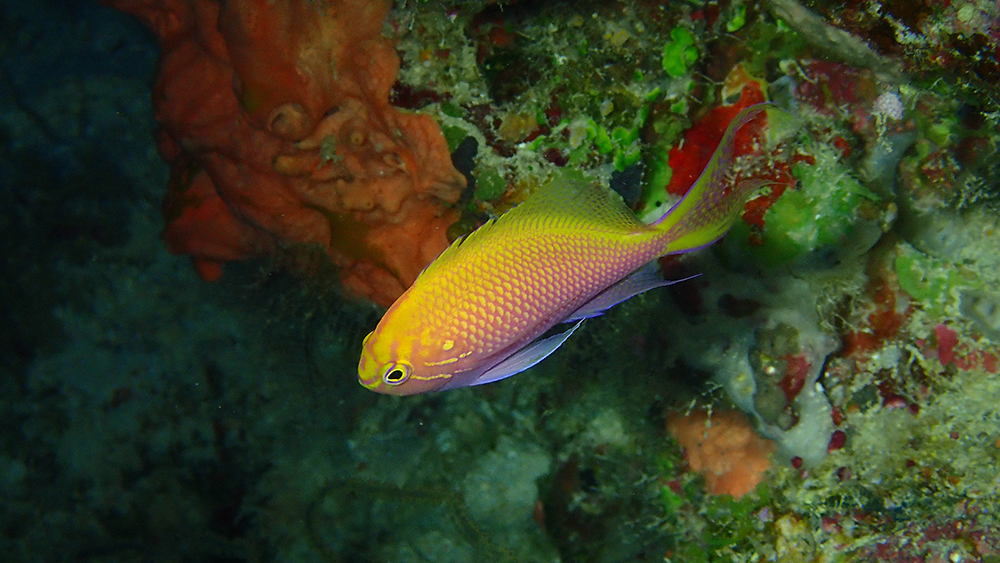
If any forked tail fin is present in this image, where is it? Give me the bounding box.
[653,103,777,255]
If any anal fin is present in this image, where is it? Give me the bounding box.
[564,262,697,322]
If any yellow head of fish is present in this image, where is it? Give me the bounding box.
[357,287,467,395]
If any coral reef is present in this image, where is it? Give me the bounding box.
[4,0,1000,562]
[104,0,467,305]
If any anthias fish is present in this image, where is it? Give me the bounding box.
[358,104,773,395]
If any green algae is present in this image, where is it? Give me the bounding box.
[732,150,883,268]
[475,168,508,201]
[738,21,807,78]
[894,242,980,320]
[895,245,960,303]
[661,27,699,78]
[653,450,778,563]
[443,124,472,153]
[726,5,747,33]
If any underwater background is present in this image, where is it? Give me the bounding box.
[2,0,999,561]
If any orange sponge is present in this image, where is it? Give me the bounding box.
[104,0,466,306]
[667,409,775,499]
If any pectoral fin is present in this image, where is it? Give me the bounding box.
[462,320,584,387]
[564,263,698,322]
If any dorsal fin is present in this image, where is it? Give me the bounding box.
[419,173,646,280]
[499,172,646,234]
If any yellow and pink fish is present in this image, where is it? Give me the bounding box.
[358,104,775,395]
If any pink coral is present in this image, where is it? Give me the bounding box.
[104,0,466,306]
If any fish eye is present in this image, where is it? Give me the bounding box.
[382,362,411,385]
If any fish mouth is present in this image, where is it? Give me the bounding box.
[356,355,381,390]
[357,375,381,392]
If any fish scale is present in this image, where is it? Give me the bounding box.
[358,103,775,395]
